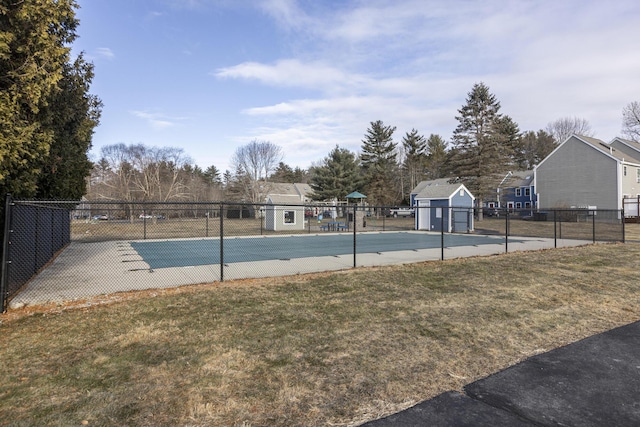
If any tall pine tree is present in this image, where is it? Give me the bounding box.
[401,129,427,198]
[450,82,515,214]
[425,134,449,180]
[360,120,398,205]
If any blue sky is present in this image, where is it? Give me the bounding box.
[73,0,640,173]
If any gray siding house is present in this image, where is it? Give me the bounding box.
[534,135,640,210]
[411,178,475,232]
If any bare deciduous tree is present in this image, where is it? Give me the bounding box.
[230,140,283,203]
[545,117,594,144]
[622,101,640,142]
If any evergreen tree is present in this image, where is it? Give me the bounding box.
[425,134,449,180]
[495,115,521,169]
[270,162,295,182]
[35,54,102,199]
[360,120,398,205]
[310,146,362,201]
[401,129,427,196]
[0,0,100,199]
[450,82,515,212]
[520,130,557,169]
[203,165,222,186]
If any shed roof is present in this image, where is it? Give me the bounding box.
[266,194,304,205]
[413,179,469,199]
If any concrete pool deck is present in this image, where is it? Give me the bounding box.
[9,232,591,308]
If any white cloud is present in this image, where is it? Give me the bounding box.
[130,111,186,130]
[215,0,640,158]
[95,47,115,60]
[257,0,310,31]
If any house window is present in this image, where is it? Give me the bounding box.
[624,166,627,176]
[284,210,295,224]
[516,202,522,209]
[515,188,522,197]
[524,187,531,197]
[459,189,464,197]
[637,169,640,183]
[525,202,531,209]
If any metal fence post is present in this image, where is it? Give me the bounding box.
[505,208,509,253]
[622,209,626,243]
[592,210,596,243]
[220,202,224,282]
[352,204,357,268]
[554,210,557,248]
[1,194,13,313]
[440,207,444,261]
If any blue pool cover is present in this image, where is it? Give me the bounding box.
[129,232,518,270]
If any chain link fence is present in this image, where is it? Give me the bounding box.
[1,197,625,311]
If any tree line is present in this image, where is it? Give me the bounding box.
[85,83,640,211]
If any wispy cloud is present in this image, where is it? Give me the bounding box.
[130,111,187,130]
[95,47,115,60]
[215,59,369,93]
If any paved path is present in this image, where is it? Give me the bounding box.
[362,321,640,426]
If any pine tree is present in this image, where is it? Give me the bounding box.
[310,146,362,201]
[425,134,449,180]
[401,129,427,196]
[520,130,557,169]
[360,120,398,205]
[450,82,515,212]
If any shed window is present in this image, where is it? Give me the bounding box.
[284,210,295,224]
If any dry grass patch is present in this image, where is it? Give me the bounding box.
[1,243,639,426]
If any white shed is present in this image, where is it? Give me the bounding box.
[265,194,306,231]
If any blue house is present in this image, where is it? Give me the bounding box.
[411,179,475,232]
[485,170,536,215]
[502,171,536,214]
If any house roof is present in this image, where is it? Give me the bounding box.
[503,170,534,188]
[266,182,312,201]
[578,135,640,163]
[611,137,640,162]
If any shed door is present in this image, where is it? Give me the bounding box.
[452,208,469,233]
[429,200,449,232]
[417,200,430,230]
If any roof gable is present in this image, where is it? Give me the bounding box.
[536,134,619,170]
